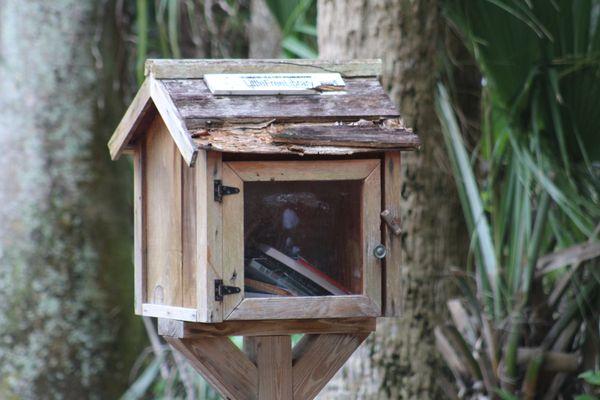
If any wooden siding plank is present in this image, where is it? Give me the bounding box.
[108,78,153,160]
[227,296,379,320]
[158,318,376,338]
[292,333,369,400]
[145,58,383,79]
[166,337,258,400]
[163,78,398,125]
[145,118,183,307]
[382,152,403,316]
[149,77,198,166]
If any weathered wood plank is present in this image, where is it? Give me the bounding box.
[382,152,403,317]
[255,336,292,400]
[145,118,182,307]
[108,78,153,160]
[363,166,382,312]
[158,318,376,338]
[197,151,224,322]
[271,125,420,149]
[145,58,383,79]
[133,142,146,314]
[167,337,258,400]
[163,78,399,125]
[182,160,197,308]
[292,333,369,400]
[226,296,380,320]
[149,77,198,166]
[192,127,378,155]
[221,163,245,319]
[141,304,198,321]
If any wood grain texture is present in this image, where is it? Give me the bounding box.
[145,118,182,307]
[133,143,146,314]
[145,58,383,79]
[363,166,382,312]
[194,128,378,155]
[221,163,245,319]
[141,304,198,321]
[149,78,198,166]
[167,337,258,400]
[182,160,197,308]
[227,296,380,320]
[382,152,403,317]
[164,78,398,126]
[292,333,369,400]
[227,159,379,182]
[108,78,153,160]
[243,336,259,365]
[197,151,224,322]
[158,318,376,338]
[271,125,420,149]
[255,336,293,400]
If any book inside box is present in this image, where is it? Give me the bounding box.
[244,180,363,298]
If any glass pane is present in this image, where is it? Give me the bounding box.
[244,180,363,298]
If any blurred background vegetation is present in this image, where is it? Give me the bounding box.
[0,0,597,399]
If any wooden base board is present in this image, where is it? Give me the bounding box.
[158,317,375,338]
[163,320,372,400]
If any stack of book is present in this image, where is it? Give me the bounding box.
[244,244,349,297]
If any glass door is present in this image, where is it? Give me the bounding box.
[221,159,382,320]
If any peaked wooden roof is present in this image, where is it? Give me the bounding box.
[108,59,419,167]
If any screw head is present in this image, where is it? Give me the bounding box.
[373,244,387,259]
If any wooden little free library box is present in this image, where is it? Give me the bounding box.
[108,59,420,324]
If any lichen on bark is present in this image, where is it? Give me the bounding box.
[0,1,114,398]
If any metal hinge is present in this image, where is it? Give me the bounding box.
[214,279,241,301]
[214,180,240,203]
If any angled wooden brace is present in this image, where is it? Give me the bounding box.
[291,333,369,400]
[165,336,258,400]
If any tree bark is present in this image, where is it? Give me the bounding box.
[317,1,469,398]
[249,0,282,58]
[0,1,142,398]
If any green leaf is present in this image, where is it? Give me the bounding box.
[579,370,600,386]
[282,36,318,58]
[494,388,520,400]
[436,83,501,317]
[574,395,599,400]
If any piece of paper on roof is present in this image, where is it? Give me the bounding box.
[204,73,345,95]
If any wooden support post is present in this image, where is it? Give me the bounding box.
[163,319,374,400]
[246,336,293,400]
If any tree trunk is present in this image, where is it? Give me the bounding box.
[249,0,282,58]
[0,1,142,398]
[317,1,469,398]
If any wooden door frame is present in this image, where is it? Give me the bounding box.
[221,159,382,320]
